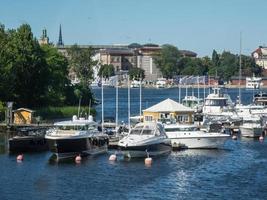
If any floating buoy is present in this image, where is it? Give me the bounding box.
[17,154,23,162]
[259,136,264,142]
[109,154,117,161]
[144,157,152,166]
[75,155,82,163]
[232,135,237,140]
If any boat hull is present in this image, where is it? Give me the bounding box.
[46,136,108,159]
[118,143,171,158]
[169,136,229,149]
[240,127,263,138]
[9,136,48,153]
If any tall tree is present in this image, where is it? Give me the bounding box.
[98,64,115,78]
[154,44,182,78]
[41,44,69,106]
[67,44,96,86]
[5,24,49,107]
[67,44,96,105]
[128,67,145,80]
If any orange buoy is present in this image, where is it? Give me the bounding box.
[109,154,117,161]
[144,157,152,166]
[259,136,264,142]
[232,135,237,140]
[75,155,82,163]
[17,154,23,162]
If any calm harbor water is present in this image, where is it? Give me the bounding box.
[0,88,267,200]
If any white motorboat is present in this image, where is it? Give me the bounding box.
[45,115,109,160]
[203,87,234,115]
[156,78,167,88]
[164,123,230,149]
[239,116,263,138]
[246,76,262,89]
[118,122,171,158]
[182,95,203,112]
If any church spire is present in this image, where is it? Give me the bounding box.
[57,24,64,46]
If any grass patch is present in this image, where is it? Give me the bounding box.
[35,106,96,122]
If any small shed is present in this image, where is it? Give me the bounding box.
[143,98,194,123]
[13,108,34,125]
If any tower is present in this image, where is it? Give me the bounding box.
[38,28,49,45]
[57,24,64,46]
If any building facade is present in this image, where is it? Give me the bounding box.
[252,46,267,69]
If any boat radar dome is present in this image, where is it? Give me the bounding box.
[72,115,78,121]
[88,115,93,122]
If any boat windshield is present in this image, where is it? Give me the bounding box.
[130,125,154,135]
[57,125,89,131]
[205,99,226,106]
[165,126,198,132]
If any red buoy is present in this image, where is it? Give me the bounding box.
[232,135,237,140]
[17,154,23,162]
[145,157,152,166]
[109,154,117,161]
[75,155,82,163]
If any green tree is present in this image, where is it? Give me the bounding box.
[129,67,145,80]
[67,44,96,86]
[5,24,49,107]
[67,44,96,105]
[98,64,115,78]
[154,44,182,78]
[41,44,70,106]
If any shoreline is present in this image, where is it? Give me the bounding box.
[105,84,267,89]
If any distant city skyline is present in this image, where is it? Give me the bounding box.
[1,0,266,57]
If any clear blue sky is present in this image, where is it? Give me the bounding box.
[0,0,266,57]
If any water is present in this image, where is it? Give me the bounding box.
[0,88,267,200]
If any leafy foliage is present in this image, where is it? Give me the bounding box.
[154,44,182,78]
[98,64,115,78]
[129,67,145,80]
[0,23,97,110]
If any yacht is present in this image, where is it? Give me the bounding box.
[131,80,141,88]
[164,123,230,149]
[156,78,167,88]
[118,122,171,158]
[254,92,267,106]
[246,76,262,89]
[182,95,203,112]
[239,116,263,138]
[45,115,109,160]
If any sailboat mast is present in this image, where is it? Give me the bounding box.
[116,75,118,132]
[128,75,131,133]
[178,79,181,103]
[101,75,104,133]
[239,32,242,105]
[197,76,200,100]
[139,79,142,122]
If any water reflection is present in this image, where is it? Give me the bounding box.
[0,132,9,154]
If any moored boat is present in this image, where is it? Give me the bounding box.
[239,116,263,138]
[118,122,171,158]
[45,115,109,160]
[9,127,48,153]
[164,123,230,149]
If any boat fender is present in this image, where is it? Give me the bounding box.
[75,154,82,163]
[259,136,264,142]
[145,157,152,166]
[17,154,23,162]
[109,154,117,161]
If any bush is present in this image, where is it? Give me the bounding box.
[35,106,96,122]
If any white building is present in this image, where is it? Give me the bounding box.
[252,46,267,69]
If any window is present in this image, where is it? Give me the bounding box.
[145,115,153,121]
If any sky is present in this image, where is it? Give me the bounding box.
[0,0,266,57]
